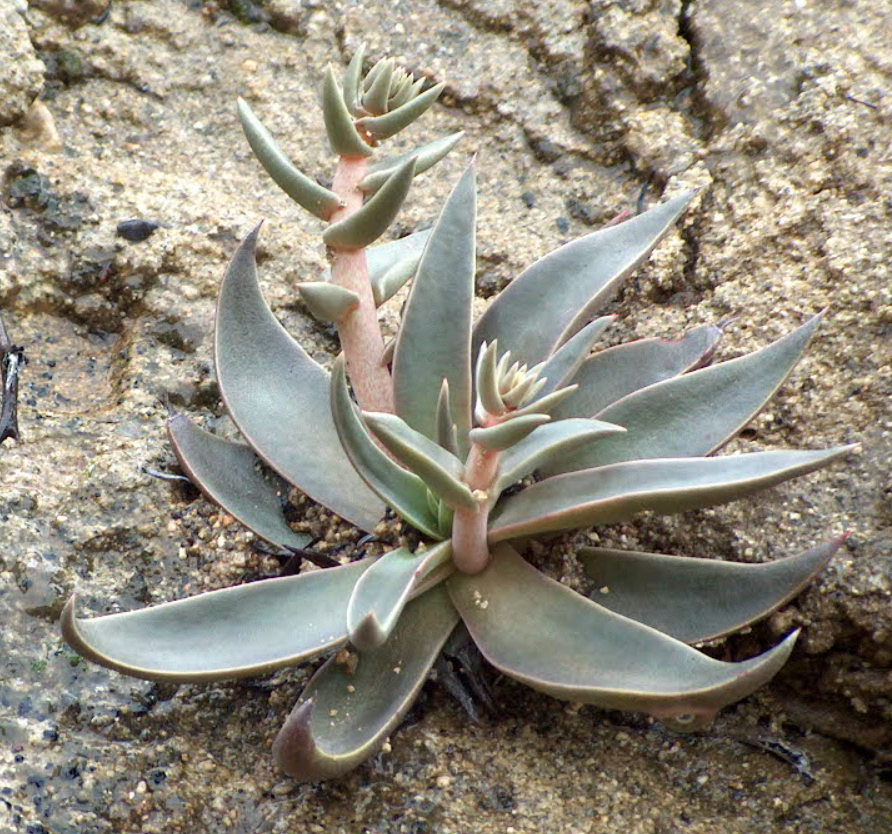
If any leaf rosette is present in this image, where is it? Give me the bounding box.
[62,50,854,782]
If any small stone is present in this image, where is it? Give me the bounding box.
[116,219,160,242]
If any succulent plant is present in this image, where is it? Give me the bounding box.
[62,49,854,782]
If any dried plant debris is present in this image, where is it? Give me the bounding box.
[0,311,25,445]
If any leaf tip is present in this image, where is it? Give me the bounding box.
[273,697,319,778]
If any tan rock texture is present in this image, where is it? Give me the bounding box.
[1,1,890,832]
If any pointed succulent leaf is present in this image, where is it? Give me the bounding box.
[215,227,383,531]
[330,358,441,540]
[323,157,417,250]
[436,379,460,457]
[472,193,695,366]
[449,544,798,726]
[322,65,373,158]
[237,98,342,220]
[319,229,431,285]
[361,132,465,193]
[357,82,446,140]
[388,73,414,110]
[362,57,394,115]
[297,282,360,322]
[469,414,551,451]
[436,501,455,540]
[547,315,823,473]
[371,252,421,307]
[62,559,372,682]
[273,585,459,781]
[347,541,453,651]
[489,446,854,541]
[362,57,390,93]
[580,535,846,644]
[364,412,478,511]
[393,164,476,454]
[500,370,540,410]
[167,412,311,552]
[494,418,626,492]
[551,323,724,421]
[475,340,503,417]
[508,384,578,419]
[341,44,366,115]
[534,316,615,398]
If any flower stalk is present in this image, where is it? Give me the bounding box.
[328,155,394,414]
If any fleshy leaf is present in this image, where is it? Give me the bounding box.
[388,74,414,110]
[237,98,342,221]
[364,412,477,511]
[508,384,577,419]
[215,227,383,531]
[273,585,459,780]
[548,316,824,473]
[474,340,503,417]
[472,193,695,366]
[494,418,626,492]
[357,82,446,140]
[534,316,615,398]
[551,323,723,422]
[62,560,372,682]
[322,65,373,157]
[330,358,441,539]
[392,164,476,454]
[436,379,460,457]
[469,414,551,451]
[361,132,465,193]
[347,541,453,651]
[580,534,846,644]
[448,544,798,726]
[297,282,359,322]
[362,57,390,94]
[489,446,854,541]
[371,252,421,307]
[323,157,417,250]
[319,229,431,286]
[341,44,366,116]
[167,412,311,551]
[362,58,394,115]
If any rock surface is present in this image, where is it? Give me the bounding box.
[1,1,890,832]
[0,0,46,126]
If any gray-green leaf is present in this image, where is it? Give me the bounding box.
[347,541,453,651]
[472,193,695,366]
[489,446,853,541]
[494,418,626,492]
[357,82,446,140]
[237,98,342,220]
[364,411,477,511]
[297,282,359,322]
[322,65,373,158]
[323,157,417,250]
[215,227,383,531]
[392,164,476,455]
[61,560,372,682]
[273,585,459,780]
[580,535,846,644]
[550,322,721,421]
[330,358,441,539]
[167,412,311,552]
[448,544,798,727]
[361,132,465,193]
[546,315,823,473]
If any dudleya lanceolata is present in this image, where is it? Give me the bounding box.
[62,47,854,781]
